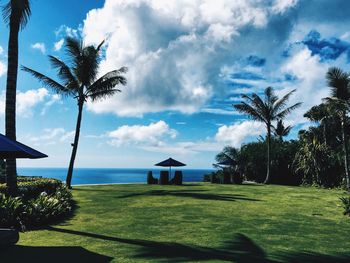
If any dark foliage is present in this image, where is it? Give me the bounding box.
[0,178,74,230]
[237,139,301,185]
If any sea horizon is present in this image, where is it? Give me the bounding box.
[17,167,215,186]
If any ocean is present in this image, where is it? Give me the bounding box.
[17,168,215,185]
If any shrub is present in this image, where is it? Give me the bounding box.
[24,186,73,226]
[0,177,62,200]
[0,194,24,229]
[340,196,350,216]
[0,185,73,230]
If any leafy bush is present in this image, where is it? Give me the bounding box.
[24,186,73,226]
[0,185,74,229]
[0,194,24,229]
[340,196,350,216]
[0,177,62,199]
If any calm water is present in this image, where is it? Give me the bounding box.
[17,168,214,185]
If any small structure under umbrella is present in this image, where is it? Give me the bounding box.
[0,133,48,159]
[155,157,186,178]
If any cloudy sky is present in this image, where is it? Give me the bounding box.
[0,0,349,168]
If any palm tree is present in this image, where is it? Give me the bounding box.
[304,103,332,145]
[215,146,238,167]
[323,67,350,192]
[234,87,301,183]
[273,119,292,141]
[22,37,127,188]
[2,0,31,194]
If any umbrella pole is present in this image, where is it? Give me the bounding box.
[169,166,172,181]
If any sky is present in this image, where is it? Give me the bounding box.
[0,0,349,168]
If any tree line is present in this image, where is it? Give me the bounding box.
[217,67,350,192]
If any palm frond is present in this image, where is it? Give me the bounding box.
[87,68,127,95]
[2,0,31,29]
[273,89,297,115]
[96,40,105,52]
[89,89,120,101]
[275,102,302,119]
[21,65,73,96]
[65,37,82,62]
[326,67,350,100]
[77,45,100,86]
[48,55,79,92]
[234,102,266,123]
[265,86,278,106]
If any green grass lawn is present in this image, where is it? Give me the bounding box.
[3,183,350,262]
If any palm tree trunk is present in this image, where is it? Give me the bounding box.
[5,20,20,195]
[341,112,350,193]
[264,124,271,184]
[66,100,84,189]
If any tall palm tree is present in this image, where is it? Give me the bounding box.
[22,37,127,188]
[2,0,31,195]
[273,119,292,141]
[323,67,350,192]
[234,87,301,183]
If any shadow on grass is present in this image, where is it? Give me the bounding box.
[0,245,113,263]
[118,189,260,202]
[46,227,349,262]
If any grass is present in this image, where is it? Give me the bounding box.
[2,183,350,262]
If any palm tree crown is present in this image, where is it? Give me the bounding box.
[22,37,127,188]
[234,87,301,126]
[22,37,127,104]
[2,0,31,29]
[273,119,292,140]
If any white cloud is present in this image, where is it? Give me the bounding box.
[108,121,177,147]
[41,94,62,115]
[0,46,4,55]
[271,0,299,14]
[28,128,75,146]
[82,0,297,117]
[31,42,46,54]
[0,88,63,117]
[0,60,6,77]
[215,121,265,148]
[54,39,64,51]
[55,25,81,38]
[278,47,332,125]
[16,88,49,116]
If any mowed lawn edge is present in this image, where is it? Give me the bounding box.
[4,183,350,262]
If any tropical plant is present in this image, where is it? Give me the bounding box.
[2,0,31,195]
[22,37,127,188]
[273,119,292,141]
[340,196,350,216]
[233,87,301,183]
[323,67,350,192]
[215,146,238,167]
[293,135,336,186]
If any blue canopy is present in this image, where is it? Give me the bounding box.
[0,133,48,159]
[155,158,186,167]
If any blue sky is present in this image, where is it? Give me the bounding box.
[0,0,349,168]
